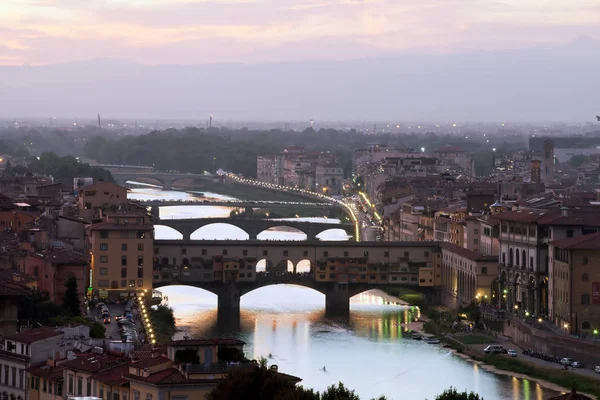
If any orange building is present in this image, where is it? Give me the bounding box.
[0,209,40,233]
[77,181,129,219]
[24,248,89,313]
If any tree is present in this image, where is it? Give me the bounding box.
[206,359,319,400]
[63,276,81,316]
[434,387,483,400]
[321,383,360,400]
[217,347,248,363]
[569,154,589,168]
[18,290,64,327]
[149,304,176,343]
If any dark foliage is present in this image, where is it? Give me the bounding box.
[63,276,81,316]
[434,387,484,400]
[149,304,176,343]
[217,347,248,363]
[17,291,65,326]
[174,348,200,364]
[27,152,113,184]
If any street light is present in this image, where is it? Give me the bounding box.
[593,329,598,342]
[563,323,569,336]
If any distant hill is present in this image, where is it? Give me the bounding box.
[1,37,599,122]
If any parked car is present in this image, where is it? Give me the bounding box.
[594,366,600,374]
[103,317,111,324]
[507,349,518,357]
[571,361,584,368]
[560,358,574,366]
[484,345,506,354]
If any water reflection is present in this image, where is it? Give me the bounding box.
[161,285,560,400]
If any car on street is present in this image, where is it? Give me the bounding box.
[571,361,584,368]
[103,317,111,324]
[484,345,507,354]
[594,366,600,374]
[507,349,518,357]
[560,358,574,366]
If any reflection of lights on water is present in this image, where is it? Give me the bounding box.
[522,379,531,400]
[535,383,543,400]
[512,376,519,400]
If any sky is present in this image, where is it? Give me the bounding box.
[2,0,600,66]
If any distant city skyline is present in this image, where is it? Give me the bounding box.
[2,0,600,65]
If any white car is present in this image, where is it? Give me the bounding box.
[571,361,584,369]
[560,358,574,366]
[507,349,518,357]
[594,366,600,374]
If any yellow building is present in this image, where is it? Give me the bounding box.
[60,353,129,398]
[91,363,130,400]
[87,215,154,300]
[440,242,499,307]
[26,363,64,400]
[549,232,600,336]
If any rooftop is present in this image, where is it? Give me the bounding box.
[30,248,88,265]
[550,232,600,250]
[130,356,171,369]
[440,242,498,262]
[87,222,154,232]
[59,353,127,374]
[0,278,31,297]
[26,364,64,382]
[91,363,130,387]
[4,327,62,344]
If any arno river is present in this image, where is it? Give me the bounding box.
[130,185,561,400]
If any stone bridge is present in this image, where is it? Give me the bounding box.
[154,218,355,241]
[112,172,219,190]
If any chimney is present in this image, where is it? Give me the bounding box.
[560,206,569,217]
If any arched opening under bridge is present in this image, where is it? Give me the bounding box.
[191,223,250,240]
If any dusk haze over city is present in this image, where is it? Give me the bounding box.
[1,1,600,400]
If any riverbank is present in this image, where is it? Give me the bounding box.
[441,335,600,399]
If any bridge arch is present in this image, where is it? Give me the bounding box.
[191,223,250,240]
[256,226,308,241]
[122,176,166,187]
[296,259,311,273]
[154,225,184,240]
[315,228,352,241]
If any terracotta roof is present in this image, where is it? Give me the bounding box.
[29,248,88,265]
[91,363,129,387]
[0,348,30,361]
[496,210,555,223]
[87,222,154,232]
[550,232,600,250]
[26,364,64,381]
[58,215,91,224]
[440,242,498,262]
[478,215,500,227]
[126,368,188,385]
[79,181,129,192]
[165,339,245,347]
[4,327,62,344]
[60,353,127,374]
[0,279,31,297]
[130,356,171,369]
[548,389,593,400]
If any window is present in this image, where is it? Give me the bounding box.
[304,250,309,257]
[582,273,589,282]
[137,280,143,287]
[582,321,591,330]
[136,231,146,239]
[138,268,144,278]
[121,243,128,251]
[263,250,268,256]
[583,256,589,265]
[202,249,207,255]
[99,267,108,276]
[121,280,127,287]
[344,251,348,257]
[133,390,140,400]
[17,369,23,389]
[77,376,82,395]
[129,280,135,287]
[323,251,328,257]
[154,247,159,255]
[43,378,47,392]
[57,382,63,396]
[137,256,144,266]
[283,250,288,257]
[404,252,409,258]
[481,267,487,274]
[243,250,248,256]
[100,243,108,251]
[384,251,389,257]
[180,247,186,255]
[581,293,590,305]
[100,231,109,239]
[146,394,153,400]
[87,378,91,396]
[11,367,16,386]
[100,256,108,263]
[530,257,534,269]
[474,229,479,234]
[473,239,479,244]
[100,387,104,398]
[566,229,574,238]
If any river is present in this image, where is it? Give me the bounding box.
[129,184,561,400]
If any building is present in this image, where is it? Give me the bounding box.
[87,214,154,300]
[26,362,64,400]
[478,214,500,257]
[315,164,343,195]
[440,242,499,307]
[0,279,30,336]
[24,249,89,313]
[60,352,128,398]
[77,182,129,219]
[256,155,277,184]
[549,232,600,336]
[0,327,65,400]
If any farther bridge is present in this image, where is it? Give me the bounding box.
[112,172,217,190]
[139,200,333,208]
[154,218,355,241]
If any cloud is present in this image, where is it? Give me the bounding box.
[1,0,599,65]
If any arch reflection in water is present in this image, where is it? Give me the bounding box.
[158,273,561,399]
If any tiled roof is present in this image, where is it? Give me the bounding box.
[130,356,171,369]
[126,368,188,385]
[0,279,31,297]
[165,339,245,347]
[87,222,154,232]
[91,363,129,387]
[60,353,127,373]
[548,389,593,400]
[4,327,62,344]
[496,210,555,223]
[26,364,64,381]
[550,232,600,250]
[0,348,30,361]
[440,242,497,262]
[79,181,129,192]
[29,248,88,265]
